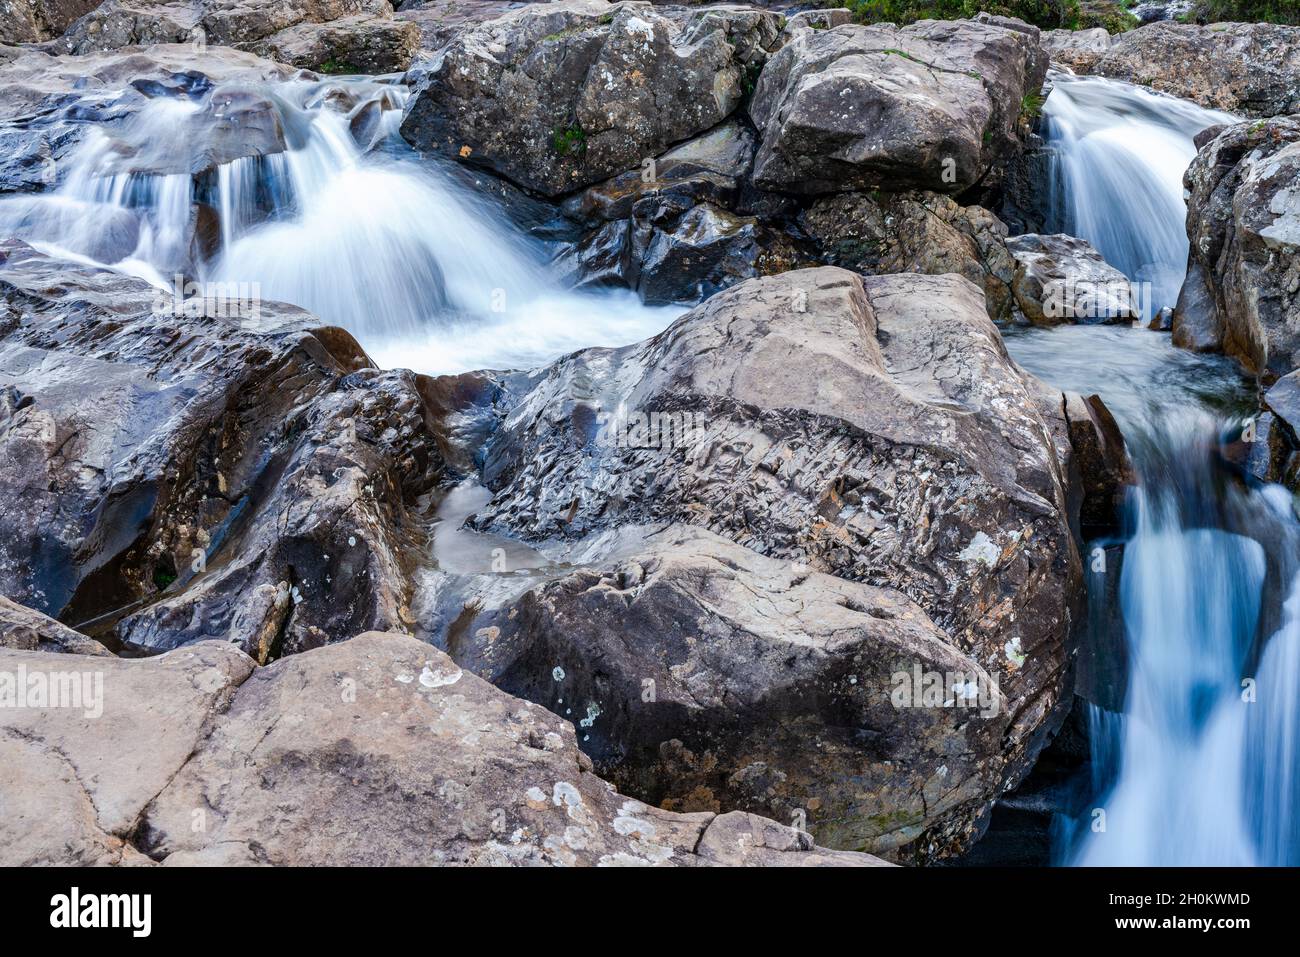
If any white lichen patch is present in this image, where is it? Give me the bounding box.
[1004,636,1025,668]
[420,662,463,688]
[957,531,1000,568]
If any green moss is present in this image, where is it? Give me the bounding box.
[552,123,587,156]
[317,58,359,75]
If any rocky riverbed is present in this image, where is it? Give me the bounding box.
[1,1,1298,867]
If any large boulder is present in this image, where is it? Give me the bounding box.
[442,267,1082,859]
[249,13,421,73]
[399,0,782,197]
[58,0,401,59]
[1051,21,1300,117]
[0,639,254,865]
[0,241,443,660]
[0,0,100,43]
[800,189,1017,322]
[0,631,889,866]
[450,524,1015,858]
[1006,233,1140,326]
[748,17,1047,195]
[1179,116,1300,376]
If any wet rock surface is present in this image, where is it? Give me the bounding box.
[0,241,442,660]
[1007,233,1139,326]
[0,44,297,193]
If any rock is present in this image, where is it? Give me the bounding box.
[250,13,421,73]
[453,267,1082,859]
[0,640,254,865]
[1042,26,1114,72]
[0,241,443,660]
[1180,116,1300,375]
[0,0,100,43]
[749,17,1047,195]
[1066,21,1300,117]
[395,0,523,57]
[1262,372,1300,489]
[58,0,400,55]
[452,524,1013,858]
[0,630,885,866]
[0,596,113,656]
[0,44,297,193]
[1062,392,1133,533]
[1006,233,1139,326]
[800,189,1017,322]
[400,0,783,197]
[634,203,767,304]
[1170,259,1223,353]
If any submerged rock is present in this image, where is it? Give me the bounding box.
[400,0,781,197]
[441,266,1082,859]
[749,17,1047,195]
[0,632,889,866]
[1181,116,1300,376]
[1007,233,1139,326]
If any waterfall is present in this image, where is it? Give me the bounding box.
[0,75,678,375]
[1041,72,1236,314]
[1007,77,1300,866]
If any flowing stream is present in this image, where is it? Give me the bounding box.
[3,63,1297,865]
[0,75,679,375]
[1009,74,1300,865]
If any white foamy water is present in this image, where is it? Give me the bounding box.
[1041,72,1236,313]
[0,75,680,375]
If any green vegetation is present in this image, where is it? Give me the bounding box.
[1020,89,1047,119]
[841,0,1138,32]
[1182,0,1300,23]
[552,123,587,156]
[316,58,360,75]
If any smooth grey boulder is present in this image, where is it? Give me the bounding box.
[1007,233,1139,326]
[748,17,1047,195]
[452,524,1010,859]
[453,266,1082,859]
[0,640,254,865]
[129,631,888,866]
[1180,116,1300,375]
[400,0,782,197]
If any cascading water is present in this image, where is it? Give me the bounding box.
[1008,75,1300,866]
[1040,72,1236,313]
[0,74,679,375]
